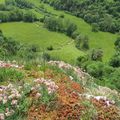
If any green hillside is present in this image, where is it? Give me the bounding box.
[0,1,120,120]
[0,22,71,48]
[0,0,118,63]
[35,2,117,62]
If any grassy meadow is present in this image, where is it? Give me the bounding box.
[0,22,84,64]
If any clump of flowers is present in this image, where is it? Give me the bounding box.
[33,78,59,94]
[0,60,23,69]
[79,93,115,107]
[0,84,21,120]
[48,61,89,81]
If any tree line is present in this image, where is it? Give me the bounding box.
[0,0,37,22]
[5,0,33,9]
[41,0,120,33]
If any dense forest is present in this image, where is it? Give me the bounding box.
[41,0,120,33]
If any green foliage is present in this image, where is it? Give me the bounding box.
[44,16,77,38]
[76,55,89,67]
[5,0,33,8]
[86,62,104,79]
[0,2,37,23]
[23,11,37,22]
[82,36,89,50]
[5,0,16,6]
[108,68,120,90]
[114,37,120,50]
[0,68,24,82]
[0,31,41,61]
[40,85,57,105]
[75,35,89,50]
[42,52,51,61]
[0,34,20,56]
[6,98,31,120]
[90,48,103,61]
[75,35,82,50]
[18,97,31,114]
[76,52,120,90]
[110,51,120,67]
[91,23,99,32]
[110,37,120,67]
[15,0,33,8]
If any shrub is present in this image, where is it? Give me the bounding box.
[114,37,120,50]
[90,48,103,61]
[82,36,89,50]
[110,51,120,67]
[44,16,77,38]
[86,62,104,79]
[47,45,53,51]
[76,55,88,67]
[23,11,36,22]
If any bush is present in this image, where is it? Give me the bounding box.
[90,48,103,61]
[82,36,89,50]
[86,62,104,79]
[76,55,88,67]
[114,37,120,50]
[44,16,77,38]
[47,45,53,51]
[109,68,120,90]
[23,11,36,22]
[110,51,120,67]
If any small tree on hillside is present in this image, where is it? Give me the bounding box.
[82,36,89,50]
[90,48,103,61]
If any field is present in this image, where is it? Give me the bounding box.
[0,22,84,64]
[0,0,118,63]
[0,22,71,48]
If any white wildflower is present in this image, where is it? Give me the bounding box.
[35,93,41,99]
[11,100,17,105]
